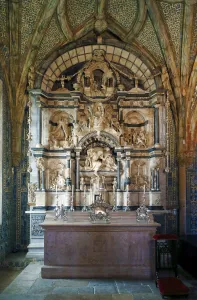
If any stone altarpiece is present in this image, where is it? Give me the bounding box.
[26,49,166,256]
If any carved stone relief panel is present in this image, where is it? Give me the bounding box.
[46,158,67,190]
[122,108,154,147]
[130,160,150,191]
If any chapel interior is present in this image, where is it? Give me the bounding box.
[1,0,197,291]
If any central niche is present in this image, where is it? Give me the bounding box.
[78,49,117,101]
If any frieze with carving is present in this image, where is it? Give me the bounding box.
[31,215,45,237]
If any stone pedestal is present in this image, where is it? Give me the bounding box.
[25,208,46,259]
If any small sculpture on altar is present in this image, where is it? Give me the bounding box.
[54,202,67,221]
[136,202,150,223]
[89,193,112,223]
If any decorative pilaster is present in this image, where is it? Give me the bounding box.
[41,170,45,191]
[154,105,160,148]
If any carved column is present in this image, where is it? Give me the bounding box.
[37,170,41,190]
[117,158,121,190]
[42,170,45,191]
[76,158,80,190]
[151,169,155,191]
[65,158,71,187]
[75,149,81,191]
[156,168,160,191]
[124,150,131,187]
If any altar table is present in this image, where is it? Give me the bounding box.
[41,211,160,279]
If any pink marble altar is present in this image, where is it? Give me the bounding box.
[41,212,160,279]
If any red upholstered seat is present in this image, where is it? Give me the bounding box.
[153,234,178,240]
[158,277,189,297]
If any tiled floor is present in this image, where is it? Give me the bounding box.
[0,261,197,299]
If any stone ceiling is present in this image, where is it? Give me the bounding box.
[0,0,197,164]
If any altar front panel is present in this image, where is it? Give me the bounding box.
[41,218,158,279]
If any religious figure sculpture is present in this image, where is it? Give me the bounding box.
[56,172,66,190]
[88,102,106,130]
[135,130,147,147]
[84,147,117,175]
[49,112,73,149]
[113,177,117,191]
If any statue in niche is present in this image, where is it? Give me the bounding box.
[88,102,106,130]
[56,172,66,190]
[112,177,117,191]
[49,168,66,190]
[77,49,116,101]
[50,117,69,141]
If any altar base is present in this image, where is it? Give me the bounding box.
[41,211,160,279]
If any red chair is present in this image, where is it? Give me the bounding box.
[153,234,189,298]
